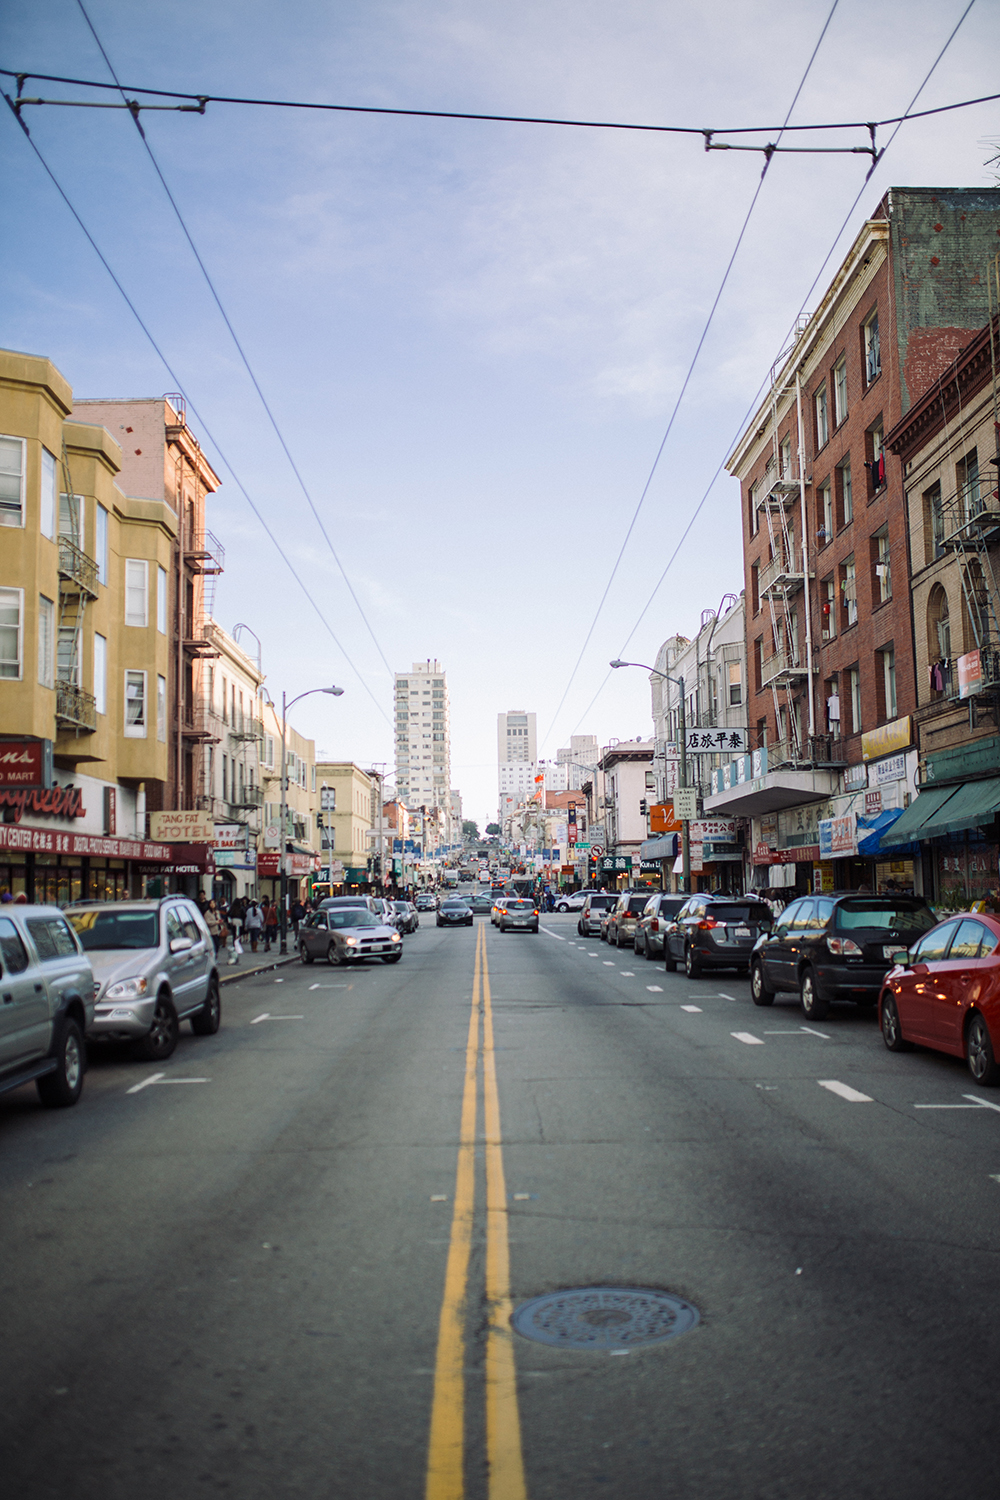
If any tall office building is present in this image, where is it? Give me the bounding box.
[394,661,452,825]
[557,734,599,789]
[497,709,537,822]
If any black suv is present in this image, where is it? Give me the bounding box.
[664,895,773,977]
[749,892,937,1020]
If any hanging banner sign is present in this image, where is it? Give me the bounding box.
[684,728,748,754]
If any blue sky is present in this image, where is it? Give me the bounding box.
[3,0,999,827]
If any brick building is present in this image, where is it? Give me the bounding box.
[707,187,1000,895]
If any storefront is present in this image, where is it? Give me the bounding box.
[0,825,174,903]
[882,770,1000,910]
[136,844,216,898]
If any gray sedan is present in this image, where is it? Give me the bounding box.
[299,909,403,965]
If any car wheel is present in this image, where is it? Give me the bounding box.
[133,994,179,1062]
[684,946,702,979]
[966,1012,1000,1086]
[799,968,830,1021]
[191,977,221,1036]
[880,993,911,1052]
[750,960,775,1006]
[616,929,626,949]
[664,944,678,973]
[577,922,584,936]
[382,954,402,964]
[300,945,314,964]
[645,940,657,962]
[557,902,569,913]
[327,942,343,966]
[36,1018,85,1108]
[634,930,645,956]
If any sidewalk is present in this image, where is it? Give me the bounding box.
[218,948,301,986]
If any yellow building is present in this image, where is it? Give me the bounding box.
[0,347,179,901]
[314,761,373,889]
[259,700,319,901]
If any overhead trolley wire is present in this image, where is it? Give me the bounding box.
[562,0,981,744]
[72,0,396,682]
[2,93,391,726]
[2,63,999,140]
[538,0,842,753]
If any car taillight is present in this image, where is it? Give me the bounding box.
[828,936,863,957]
[533,909,539,915]
[698,918,719,930]
[651,918,659,932]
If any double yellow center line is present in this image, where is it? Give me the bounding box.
[426,920,527,1500]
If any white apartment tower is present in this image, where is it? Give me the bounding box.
[497,709,537,821]
[395,660,452,823]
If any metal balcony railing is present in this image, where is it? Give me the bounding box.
[181,697,225,743]
[757,469,800,510]
[56,680,97,732]
[760,649,809,686]
[57,538,99,598]
[229,785,264,809]
[759,551,807,598]
[183,527,225,576]
[228,715,263,744]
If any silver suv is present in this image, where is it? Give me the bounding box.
[67,899,220,1062]
[0,905,95,1108]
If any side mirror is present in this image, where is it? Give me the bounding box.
[170,936,193,954]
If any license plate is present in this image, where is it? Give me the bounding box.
[734,926,751,939]
[884,946,907,963]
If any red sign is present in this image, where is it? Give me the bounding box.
[754,844,822,866]
[0,824,173,860]
[258,852,281,877]
[864,789,883,817]
[958,648,982,699]
[0,786,85,823]
[0,742,47,787]
[753,842,774,866]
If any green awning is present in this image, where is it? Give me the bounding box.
[930,776,1000,836]
[880,785,963,845]
[882,778,1000,846]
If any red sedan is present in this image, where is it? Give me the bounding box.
[879,912,1000,1085]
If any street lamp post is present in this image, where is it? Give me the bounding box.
[610,659,690,894]
[279,685,344,953]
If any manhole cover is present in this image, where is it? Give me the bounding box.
[511,1286,699,1351]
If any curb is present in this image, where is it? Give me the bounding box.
[219,952,300,986]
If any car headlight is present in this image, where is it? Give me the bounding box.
[391,932,401,942]
[344,937,358,946]
[104,976,148,1000]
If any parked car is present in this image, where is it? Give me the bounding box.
[664,894,774,978]
[438,898,474,928]
[491,896,514,927]
[879,913,1000,1084]
[555,891,588,913]
[577,893,616,937]
[415,893,438,912]
[0,905,95,1108]
[634,894,688,959]
[299,908,402,964]
[606,891,655,948]
[68,898,221,1061]
[319,895,379,915]
[471,893,494,914]
[498,898,539,934]
[750,892,937,1019]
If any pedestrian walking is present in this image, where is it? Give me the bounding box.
[263,897,279,951]
[204,899,223,956]
[291,898,305,936]
[244,900,263,952]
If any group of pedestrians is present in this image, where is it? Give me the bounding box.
[192,890,318,963]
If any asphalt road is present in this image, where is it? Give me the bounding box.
[2,909,1000,1498]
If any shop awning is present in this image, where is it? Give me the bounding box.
[641,834,678,861]
[856,808,920,857]
[879,782,1000,846]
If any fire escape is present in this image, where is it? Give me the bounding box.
[757,433,810,766]
[942,452,1000,714]
[55,446,98,734]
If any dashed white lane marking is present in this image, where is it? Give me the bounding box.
[681,1005,702,1013]
[308,984,348,990]
[732,1031,765,1046]
[646,985,663,993]
[818,1079,873,1103]
[915,1095,1000,1114]
[430,1194,448,1202]
[539,927,565,941]
[620,971,635,977]
[252,1014,303,1023]
[603,961,615,966]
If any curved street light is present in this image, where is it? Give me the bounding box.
[610,658,690,894]
[279,685,344,951]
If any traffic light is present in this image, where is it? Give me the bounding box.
[639,798,648,816]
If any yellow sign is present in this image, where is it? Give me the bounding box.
[861,716,911,763]
[149,810,214,843]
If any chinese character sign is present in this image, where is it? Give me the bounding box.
[683,727,747,754]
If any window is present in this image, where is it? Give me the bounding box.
[863,310,881,385]
[880,646,897,720]
[815,384,829,450]
[750,560,760,615]
[779,435,792,480]
[817,481,833,545]
[59,492,84,550]
[724,661,742,706]
[38,595,55,688]
[866,421,885,495]
[157,674,167,741]
[873,526,891,603]
[821,575,837,641]
[0,588,23,679]
[925,481,945,559]
[841,554,857,628]
[927,587,950,690]
[96,504,108,584]
[847,666,862,736]
[0,435,25,527]
[748,480,759,536]
[40,448,56,538]
[124,560,148,626]
[958,449,981,522]
[124,670,147,737]
[58,625,79,686]
[833,356,848,427]
[94,633,107,714]
[157,566,167,634]
[836,459,853,527]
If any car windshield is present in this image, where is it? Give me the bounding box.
[708,904,772,923]
[393,902,408,911]
[443,901,466,910]
[835,900,936,934]
[626,897,647,914]
[328,911,380,929]
[68,909,159,950]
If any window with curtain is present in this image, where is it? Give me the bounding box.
[0,436,25,527]
[124,670,147,736]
